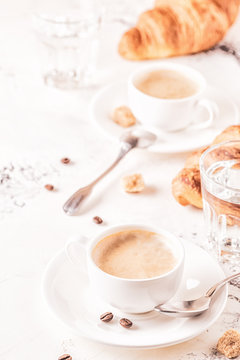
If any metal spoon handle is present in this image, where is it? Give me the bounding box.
[205,272,240,298]
[63,142,133,215]
[90,142,133,186]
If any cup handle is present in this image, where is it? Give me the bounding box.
[190,98,219,130]
[65,235,89,272]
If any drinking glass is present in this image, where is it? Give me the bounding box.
[200,141,240,264]
[33,6,101,89]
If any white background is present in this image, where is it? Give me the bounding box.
[0,1,240,359]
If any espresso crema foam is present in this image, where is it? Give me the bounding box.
[135,69,198,99]
[92,230,177,279]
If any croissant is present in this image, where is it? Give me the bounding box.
[172,125,240,208]
[212,124,240,144]
[118,0,239,60]
[172,167,203,208]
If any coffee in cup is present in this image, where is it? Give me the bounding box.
[92,229,177,279]
[135,69,199,100]
[128,63,218,132]
[66,224,184,313]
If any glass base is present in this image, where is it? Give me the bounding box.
[218,249,240,266]
[43,69,97,90]
[206,238,240,269]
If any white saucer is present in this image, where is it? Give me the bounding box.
[90,82,239,153]
[42,239,227,349]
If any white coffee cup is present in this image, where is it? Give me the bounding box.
[66,224,185,314]
[128,63,218,133]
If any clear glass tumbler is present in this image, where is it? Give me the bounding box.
[33,9,101,89]
[200,141,240,264]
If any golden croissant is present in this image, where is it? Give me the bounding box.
[172,125,240,209]
[118,0,239,60]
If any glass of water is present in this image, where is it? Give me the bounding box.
[200,141,240,264]
[33,7,101,89]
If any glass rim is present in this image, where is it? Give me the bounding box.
[199,140,240,193]
[33,12,101,25]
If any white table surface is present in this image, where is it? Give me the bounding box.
[0,1,240,359]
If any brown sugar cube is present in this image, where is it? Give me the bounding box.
[112,106,136,127]
[217,329,240,358]
[122,174,145,193]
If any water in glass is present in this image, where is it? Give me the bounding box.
[200,141,240,265]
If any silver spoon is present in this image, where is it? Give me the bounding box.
[154,272,240,317]
[63,129,157,215]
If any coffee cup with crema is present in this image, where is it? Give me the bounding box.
[66,224,184,313]
[128,63,218,133]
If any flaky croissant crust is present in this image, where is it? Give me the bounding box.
[118,0,239,60]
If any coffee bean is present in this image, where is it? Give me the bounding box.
[120,318,132,328]
[100,312,113,322]
[44,184,54,191]
[61,157,71,164]
[58,354,72,360]
[93,216,103,224]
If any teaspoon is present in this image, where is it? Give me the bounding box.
[63,129,157,215]
[154,272,240,317]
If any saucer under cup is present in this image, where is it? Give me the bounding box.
[42,239,227,349]
[90,82,239,153]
